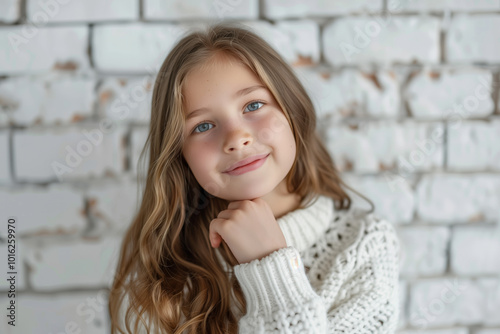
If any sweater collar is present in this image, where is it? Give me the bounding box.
[277,195,335,253]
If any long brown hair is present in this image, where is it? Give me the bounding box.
[109,22,373,334]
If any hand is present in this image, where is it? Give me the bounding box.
[209,198,288,264]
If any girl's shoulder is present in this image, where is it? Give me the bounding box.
[332,206,399,245]
[301,207,399,275]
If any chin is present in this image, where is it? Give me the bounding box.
[218,188,264,201]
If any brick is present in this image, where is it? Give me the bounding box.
[392,0,500,12]
[0,292,108,333]
[92,23,189,73]
[130,126,149,176]
[398,226,449,277]
[324,121,443,173]
[477,279,500,325]
[463,278,499,325]
[447,120,500,171]
[13,125,127,182]
[342,175,415,224]
[0,25,89,74]
[0,76,43,125]
[416,174,500,224]
[409,277,482,327]
[405,69,494,119]
[323,16,440,65]
[92,21,313,73]
[275,20,320,66]
[239,21,309,66]
[0,185,86,236]
[27,0,138,23]
[97,76,153,123]
[0,238,26,291]
[0,75,95,125]
[25,236,122,290]
[295,68,400,120]
[86,177,139,232]
[0,131,9,182]
[0,0,20,23]
[451,225,500,275]
[263,0,382,19]
[446,14,500,64]
[145,0,258,20]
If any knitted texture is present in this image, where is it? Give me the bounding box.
[117,195,400,333]
[233,195,400,333]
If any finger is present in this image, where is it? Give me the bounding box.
[251,197,263,204]
[217,209,234,219]
[227,201,244,210]
[209,218,223,248]
[212,234,222,248]
[211,231,222,248]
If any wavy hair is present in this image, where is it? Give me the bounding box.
[108,22,374,334]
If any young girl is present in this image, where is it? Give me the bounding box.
[109,22,400,334]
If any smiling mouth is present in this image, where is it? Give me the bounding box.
[223,154,269,176]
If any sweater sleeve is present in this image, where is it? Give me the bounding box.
[234,246,328,333]
[233,215,400,334]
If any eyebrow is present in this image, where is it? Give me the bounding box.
[185,85,266,121]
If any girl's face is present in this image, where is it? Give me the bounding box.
[181,55,296,202]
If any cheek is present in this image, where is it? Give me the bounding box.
[257,112,291,143]
[273,114,296,160]
[183,143,215,176]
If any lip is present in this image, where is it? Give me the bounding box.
[223,153,270,175]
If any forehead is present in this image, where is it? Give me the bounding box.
[182,58,263,110]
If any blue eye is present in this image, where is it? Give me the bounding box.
[191,101,265,134]
[193,122,214,134]
[245,101,264,112]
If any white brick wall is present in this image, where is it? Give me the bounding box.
[409,277,499,327]
[97,76,153,123]
[447,120,500,171]
[0,74,96,126]
[297,68,401,119]
[398,226,449,277]
[0,292,109,333]
[0,25,89,74]
[323,16,441,65]
[416,175,500,224]
[263,0,383,19]
[324,121,444,173]
[446,14,500,63]
[0,0,20,23]
[25,236,121,290]
[92,23,189,73]
[13,125,127,181]
[27,0,139,23]
[145,0,259,20]
[405,69,495,119]
[451,226,500,275]
[1,1,499,333]
[86,177,140,232]
[344,175,415,224]
[0,185,86,236]
[395,0,500,12]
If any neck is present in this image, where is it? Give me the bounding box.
[261,180,302,219]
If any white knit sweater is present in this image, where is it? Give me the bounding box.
[117,195,400,333]
[232,194,401,333]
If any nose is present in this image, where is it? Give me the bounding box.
[223,128,253,153]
